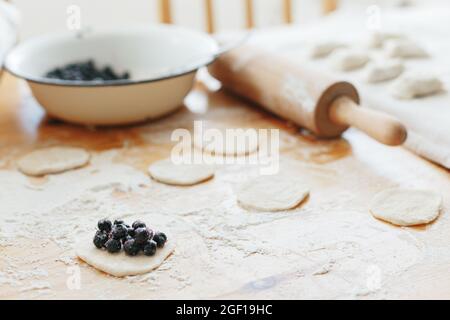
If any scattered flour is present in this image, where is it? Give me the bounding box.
[313,260,336,276]
[0,146,432,299]
[19,281,52,292]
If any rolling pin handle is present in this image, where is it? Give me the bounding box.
[329,96,407,146]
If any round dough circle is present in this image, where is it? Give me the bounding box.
[370,188,442,226]
[194,132,259,156]
[236,175,310,212]
[148,158,215,186]
[76,237,175,277]
[17,146,90,176]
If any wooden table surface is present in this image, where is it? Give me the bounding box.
[0,73,449,300]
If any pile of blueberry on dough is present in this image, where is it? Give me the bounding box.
[45,60,130,82]
[93,219,167,257]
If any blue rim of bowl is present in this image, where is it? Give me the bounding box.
[5,55,218,88]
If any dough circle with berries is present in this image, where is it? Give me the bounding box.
[76,219,174,277]
[76,238,175,277]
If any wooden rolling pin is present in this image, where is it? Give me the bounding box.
[208,45,407,146]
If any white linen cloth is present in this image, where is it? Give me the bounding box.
[233,2,450,168]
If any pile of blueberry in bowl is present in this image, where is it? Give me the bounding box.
[45,60,130,82]
[93,219,167,257]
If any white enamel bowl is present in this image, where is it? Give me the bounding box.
[5,25,219,125]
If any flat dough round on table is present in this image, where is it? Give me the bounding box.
[17,146,90,176]
[194,132,259,156]
[370,188,442,226]
[148,158,215,186]
[76,237,175,277]
[236,175,310,212]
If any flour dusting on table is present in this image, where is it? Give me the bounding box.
[0,146,431,299]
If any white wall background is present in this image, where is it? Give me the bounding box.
[8,0,429,39]
[9,0,326,38]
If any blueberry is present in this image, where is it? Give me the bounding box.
[93,231,108,249]
[143,240,157,256]
[132,220,146,230]
[97,219,112,233]
[114,219,125,226]
[102,66,117,80]
[111,224,128,240]
[157,232,167,241]
[123,239,140,256]
[46,69,63,79]
[147,227,154,241]
[44,61,130,82]
[134,227,150,245]
[127,227,136,237]
[121,235,133,244]
[153,232,167,248]
[105,239,122,253]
